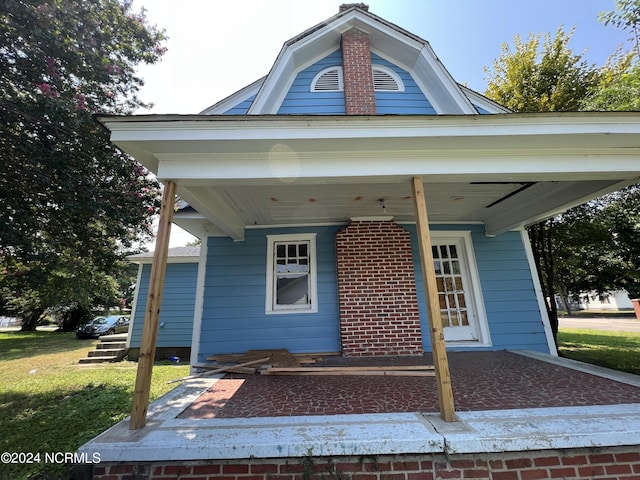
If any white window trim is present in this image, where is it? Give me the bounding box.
[310,66,344,92]
[372,64,405,92]
[431,231,491,347]
[266,233,318,315]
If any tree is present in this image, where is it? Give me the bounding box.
[485,23,640,344]
[592,187,640,300]
[581,55,640,111]
[484,27,599,112]
[0,0,166,330]
[599,0,640,58]
[484,28,600,345]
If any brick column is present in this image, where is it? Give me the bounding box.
[341,28,376,115]
[336,220,423,356]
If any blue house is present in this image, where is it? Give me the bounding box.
[112,4,639,368]
[127,246,200,360]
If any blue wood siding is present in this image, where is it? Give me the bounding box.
[278,50,345,115]
[196,223,549,358]
[408,224,550,353]
[371,54,436,114]
[277,51,435,115]
[198,226,342,360]
[129,263,198,348]
[223,94,256,114]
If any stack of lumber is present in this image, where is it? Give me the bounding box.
[261,365,435,376]
[169,348,435,383]
[208,348,301,368]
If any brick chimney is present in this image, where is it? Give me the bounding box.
[336,220,423,356]
[341,28,376,115]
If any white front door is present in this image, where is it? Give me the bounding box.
[431,237,483,342]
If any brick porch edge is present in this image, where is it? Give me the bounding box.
[94,447,640,480]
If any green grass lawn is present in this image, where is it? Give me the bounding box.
[1,328,638,479]
[0,330,189,480]
[558,328,640,376]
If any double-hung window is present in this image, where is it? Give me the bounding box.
[266,234,318,314]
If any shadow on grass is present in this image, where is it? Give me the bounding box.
[560,310,637,319]
[558,329,640,376]
[0,331,92,362]
[0,383,131,480]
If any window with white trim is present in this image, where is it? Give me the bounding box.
[266,234,318,314]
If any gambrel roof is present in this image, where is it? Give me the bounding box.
[200,5,508,116]
[98,4,640,241]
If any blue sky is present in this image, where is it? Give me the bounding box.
[135,0,631,115]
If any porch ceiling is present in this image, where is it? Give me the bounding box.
[98,113,640,239]
[175,178,626,238]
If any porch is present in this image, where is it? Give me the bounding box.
[81,350,640,475]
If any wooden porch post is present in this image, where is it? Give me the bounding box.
[411,176,456,422]
[129,180,177,430]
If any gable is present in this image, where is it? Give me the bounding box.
[199,77,264,115]
[199,6,513,116]
[275,50,437,115]
[202,7,479,116]
[279,49,345,114]
[372,53,435,114]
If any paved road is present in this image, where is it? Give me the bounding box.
[559,316,640,333]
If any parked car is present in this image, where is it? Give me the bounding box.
[76,315,130,339]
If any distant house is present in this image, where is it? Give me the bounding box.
[111,4,640,366]
[578,290,634,311]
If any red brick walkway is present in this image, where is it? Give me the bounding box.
[180,351,640,419]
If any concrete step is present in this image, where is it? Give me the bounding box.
[97,342,126,350]
[79,356,118,364]
[79,332,129,364]
[88,349,125,357]
[98,333,127,342]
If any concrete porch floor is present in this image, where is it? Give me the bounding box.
[79,350,640,463]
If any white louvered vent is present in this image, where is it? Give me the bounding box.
[372,66,404,92]
[311,65,404,92]
[311,67,343,92]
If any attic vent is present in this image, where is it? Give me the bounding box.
[372,65,404,92]
[311,67,343,92]
[311,65,403,93]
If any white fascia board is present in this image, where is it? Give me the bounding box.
[248,59,297,115]
[248,14,353,114]
[199,77,265,115]
[127,246,201,264]
[189,236,208,370]
[156,151,640,185]
[459,85,511,114]
[177,187,245,241]
[412,45,477,114]
[366,26,476,114]
[103,113,640,142]
[126,265,144,348]
[129,255,200,265]
[519,228,558,356]
[101,114,640,181]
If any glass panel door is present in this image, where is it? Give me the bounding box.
[431,239,479,341]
